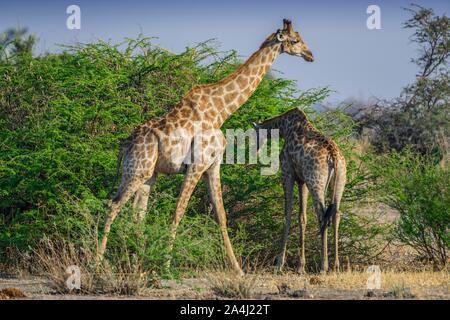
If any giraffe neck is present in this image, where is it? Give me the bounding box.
[206,44,281,127]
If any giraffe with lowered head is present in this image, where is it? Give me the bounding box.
[253,108,346,273]
[98,19,314,275]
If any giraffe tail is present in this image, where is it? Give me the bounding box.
[320,153,341,234]
[321,203,337,234]
[107,137,132,198]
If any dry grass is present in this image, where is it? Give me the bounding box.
[1,268,447,299]
[202,269,449,299]
[0,287,27,300]
[311,270,449,290]
[253,271,450,290]
[18,237,148,295]
[384,284,416,299]
[207,272,257,299]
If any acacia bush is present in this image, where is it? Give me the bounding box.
[0,36,385,276]
[370,151,449,268]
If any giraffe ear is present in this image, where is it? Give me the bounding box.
[276,30,287,42]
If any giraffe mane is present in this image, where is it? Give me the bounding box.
[260,107,308,126]
[187,37,279,95]
[259,32,278,49]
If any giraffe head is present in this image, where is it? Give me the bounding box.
[252,118,278,153]
[275,19,314,62]
[252,121,269,152]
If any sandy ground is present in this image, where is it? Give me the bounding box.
[0,271,448,300]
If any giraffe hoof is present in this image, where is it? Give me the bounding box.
[274,265,284,275]
[274,255,284,273]
[296,268,306,275]
[96,249,105,262]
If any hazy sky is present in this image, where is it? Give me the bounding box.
[1,0,448,103]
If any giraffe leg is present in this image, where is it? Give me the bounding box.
[309,186,328,273]
[333,210,341,272]
[320,224,329,273]
[297,182,308,274]
[98,139,158,259]
[331,161,346,272]
[132,174,157,222]
[166,165,206,270]
[204,162,243,276]
[275,171,294,274]
[98,177,149,259]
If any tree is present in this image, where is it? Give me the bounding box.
[0,27,36,60]
[357,5,449,160]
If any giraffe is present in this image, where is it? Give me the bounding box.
[253,108,346,273]
[98,19,314,275]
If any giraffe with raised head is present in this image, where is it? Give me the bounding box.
[253,108,346,273]
[98,20,314,275]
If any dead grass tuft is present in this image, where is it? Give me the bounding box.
[309,275,323,285]
[22,237,147,295]
[384,284,416,299]
[207,272,256,299]
[0,287,27,299]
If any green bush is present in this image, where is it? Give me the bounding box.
[0,35,385,274]
[371,151,449,267]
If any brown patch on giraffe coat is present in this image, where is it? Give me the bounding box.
[236,75,249,89]
[226,82,236,92]
[208,109,218,119]
[198,96,211,111]
[202,122,212,131]
[204,111,215,124]
[212,97,224,109]
[237,95,247,105]
[179,107,191,118]
[212,86,224,96]
[224,92,238,104]
[185,121,194,131]
[136,136,145,144]
[145,133,154,144]
[191,110,201,121]
[242,87,252,97]
[258,54,265,64]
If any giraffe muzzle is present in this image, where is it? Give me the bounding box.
[302,50,314,62]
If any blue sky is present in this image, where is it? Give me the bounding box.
[1,0,448,103]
